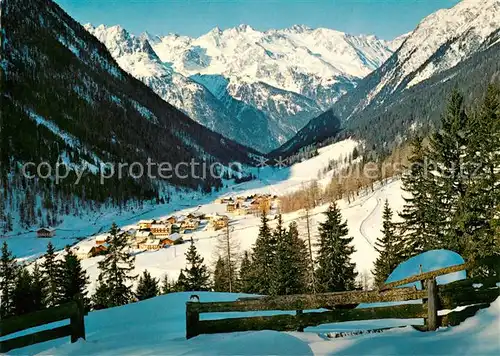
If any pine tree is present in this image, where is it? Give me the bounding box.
[30,262,46,311]
[315,203,357,292]
[183,239,211,291]
[91,283,110,310]
[271,222,308,295]
[398,136,440,258]
[60,248,89,307]
[136,270,159,301]
[12,267,35,316]
[250,210,277,294]
[0,242,18,318]
[214,223,239,293]
[41,241,63,307]
[462,85,500,273]
[273,214,287,242]
[238,251,253,293]
[0,198,5,234]
[213,256,229,292]
[93,223,136,309]
[427,90,474,254]
[302,206,317,293]
[161,274,173,294]
[372,200,400,287]
[174,270,188,292]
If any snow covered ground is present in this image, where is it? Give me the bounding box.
[92,178,404,294]
[5,250,497,355]
[7,291,500,355]
[293,297,500,355]
[4,152,498,356]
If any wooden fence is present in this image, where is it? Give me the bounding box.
[0,299,86,353]
[186,262,500,339]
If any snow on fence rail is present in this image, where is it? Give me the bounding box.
[0,298,85,353]
[186,260,500,339]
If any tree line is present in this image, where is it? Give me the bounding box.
[0,222,177,319]
[173,205,359,296]
[372,86,500,284]
[280,86,499,284]
[279,142,413,214]
[0,241,89,319]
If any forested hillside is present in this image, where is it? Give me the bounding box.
[279,86,500,282]
[343,39,500,153]
[0,0,256,232]
[273,39,500,159]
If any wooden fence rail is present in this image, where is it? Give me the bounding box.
[0,298,85,353]
[192,304,427,337]
[188,287,426,313]
[186,261,500,339]
[186,286,430,339]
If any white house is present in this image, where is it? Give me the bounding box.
[72,244,107,260]
[139,238,162,251]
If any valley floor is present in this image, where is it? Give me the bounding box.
[1,139,357,262]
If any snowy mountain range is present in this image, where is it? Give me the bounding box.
[150,24,395,107]
[274,0,500,157]
[85,24,396,152]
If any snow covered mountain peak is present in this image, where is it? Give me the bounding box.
[151,24,394,106]
[235,23,254,32]
[393,0,500,87]
[387,32,411,52]
[282,24,313,33]
[83,22,398,151]
[85,23,298,152]
[140,31,162,46]
[85,23,170,79]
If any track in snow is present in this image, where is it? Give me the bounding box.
[359,197,382,249]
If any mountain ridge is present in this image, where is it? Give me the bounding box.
[273,0,500,157]
[150,23,395,104]
[83,22,397,152]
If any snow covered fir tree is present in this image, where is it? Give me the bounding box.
[93,223,136,309]
[315,203,357,292]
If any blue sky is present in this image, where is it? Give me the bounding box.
[55,0,460,40]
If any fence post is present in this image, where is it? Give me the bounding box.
[421,266,428,328]
[70,297,86,343]
[426,278,438,331]
[186,303,200,339]
[296,310,304,332]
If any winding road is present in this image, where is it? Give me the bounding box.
[359,196,382,249]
